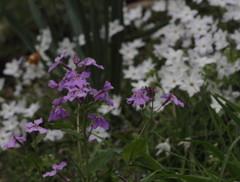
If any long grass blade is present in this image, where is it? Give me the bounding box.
[27,0,45,28]
[0,5,35,52]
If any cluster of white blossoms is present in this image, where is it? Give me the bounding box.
[121,0,240,113]
[35,27,52,65]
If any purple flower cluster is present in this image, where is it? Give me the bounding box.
[43,161,70,181]
[2,118,48,150]
[126,87,151,108]
[127,87,184,108]
[47,52,114,130]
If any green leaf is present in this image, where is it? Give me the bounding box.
[88,149,113,174]
[48,122,69,129]
[137,153,168,172]
[23,152,43,170]
[187,139,239,179]
[219,135,240,181]
[122,139,146,162]
[212,94,240,127]
[64,0,85,58]
[215,93,240,113]
[61,128,84,140]
[140,169,162,182]
[27,0,45,28]
[124,18,170,41]
[0,5,35,52]
[31,133,47,148]
[111,133,130,143]
[148,173,213,182]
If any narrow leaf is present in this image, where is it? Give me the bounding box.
[122,139,146,162]
[111,133,130,143]
[0,5,35,52]
[88,149,113,174]
[27,0,45,28]
[61,128,84,140]
[23,152,43,170]
[31,133,47,148]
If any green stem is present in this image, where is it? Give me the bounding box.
[82,104,90,182]
[77,104,84,182]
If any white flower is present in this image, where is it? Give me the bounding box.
[98,95,121,116]
[57,37,76,56]
[13,118,27,136]
[160,71,183,93]
[78,34,86,46]
[0,129,12,149]
[0,101,16,119]
[123,65,145,80]
[3,58,23,77]
[23,62,46,80]
[97,105,112,115]
[22,102,40,118]
[111,95,122,116]
[128,38,145,49]
[194,34,213,56]
[44,130,65,141]
[2,116,19,131]
[213,29,229,50]
[222,86,240,102]
[153,89,168,112]
[178,137,191,153]
[179,72,204,97]
[156,138,171,156]
[0,78,5,91]
[210,96,225,113]
[216,56,233,79]
[119,43,139,61]
[139,58,156,74]
[87,126,110,143]
[15,98,27,114]
[109,19,124,38]
[37,27,52,46]
[230,29,240,50]
[152,0,166,12]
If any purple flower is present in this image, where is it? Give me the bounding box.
[87,113,109,130]
[25,118,48,134]
[48,80,58,88]
[93,81,114,106]
[48,98,69,121]
[160,93,184,107]
[126,88,151,107]
[72,55,79,64]
[117,174,128,182]
[77,57,104,71]
[2,135,26,150]
[63,87,90,102]
[145,86,156,98]
[43,162,70,181]
[48,51,72,72]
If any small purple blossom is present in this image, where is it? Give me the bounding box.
[72,55,79,64]
[93,81,114,106]
[43,162,70,181]
[87,113,109,130]
[25,118,48,134]
[145,86,156,98]
[2,135,26,150]
[48,98,70,121]
[48,80,58,88]
[77,57,104,71]
[126,88,151,107]
[117,174,128,182]
[48,51,72,72]
[160,93,184,107]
